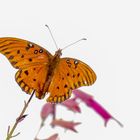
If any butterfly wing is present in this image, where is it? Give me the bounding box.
[0,37,53,98]
[0,37,52,69]
[15,64,49,99]
[47,57,96,103]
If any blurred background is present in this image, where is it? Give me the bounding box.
[0,0,140,139]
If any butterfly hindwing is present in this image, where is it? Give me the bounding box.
[0,37,52,69]
[47,57,96,103]
[15,64,49,99]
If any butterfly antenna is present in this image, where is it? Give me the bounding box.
[45,25,59,50]
[62,38,87,50]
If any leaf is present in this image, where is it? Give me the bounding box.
[51,119,81,132]
[61,98,81,113]
[40,103,54,121]
[16,114,28,123]
[73,89,123,127]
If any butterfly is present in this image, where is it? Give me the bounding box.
[0,37,96,103]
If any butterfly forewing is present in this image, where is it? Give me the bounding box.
[0,37,52,69]
[0,37,53,99]
[47,57,96,103]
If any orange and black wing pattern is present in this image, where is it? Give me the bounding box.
[0,37,53,98]
[47,57,96,103]
[0,37,52,69]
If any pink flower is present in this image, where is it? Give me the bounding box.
[40,103,54,121]
[46,133,59,140]
[51,119,81,132]
[61,98,81,113]
[35,134,59,140]
[73,89,93,103]
[73,89,123,127]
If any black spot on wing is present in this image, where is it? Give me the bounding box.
[17,50,20,54]
[29,58,32,62]
[77,73,80,77]
[28,43,34,48]
[25,46,30,51]
[34,50,38,54]
[78,81,81,86]
[24,70,29,75]
[74,59,79,65]
[21,55,24,58]
[11,61,17,65]
[39,49,43,53]
[33,79,36,81]
[64,84,68,88]
[4,52,10,55]
[8,55,14,60]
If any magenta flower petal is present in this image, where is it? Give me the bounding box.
[46,133,59,140]
[40,103,54,120]
[51,119,81,132]
[87,99,123,127]
[61,98,81,113]
[73,89,93,103]
[73,89,123,127]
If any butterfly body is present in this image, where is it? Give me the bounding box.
[43,49,62,97]
[0,37,96,103]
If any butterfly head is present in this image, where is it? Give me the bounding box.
[55,48,62,57]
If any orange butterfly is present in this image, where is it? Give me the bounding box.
[0,37,96,103]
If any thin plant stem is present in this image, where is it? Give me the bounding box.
[6,90,35,140]
[51,104,56,128]
[52,104,56,121]
[34,123,43,140]
[34,103,57,140]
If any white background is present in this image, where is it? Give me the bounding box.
[0,0,139,139]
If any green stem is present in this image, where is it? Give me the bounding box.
[6,90,35,140]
